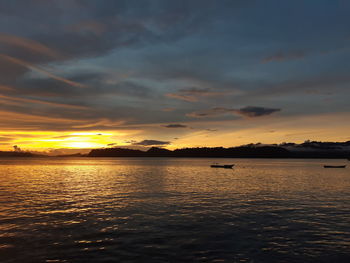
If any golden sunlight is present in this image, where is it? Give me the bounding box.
[0,131,122,151]
[64,141,101,149]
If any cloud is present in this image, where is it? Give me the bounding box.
[0,136,13,142]
[235,106,281,117]
[124,140,137,144]
[0,0,231,66]
[187,107,235,118]
[0,54,86,89]
[240,75,350,100]
[112,81,153,98]
[187,106,281,118]
[12,72,154,100]
[162,124,188,128]
[0,85,16,92]
[52,135,74,139]
[162,107,175,112]
[132,140,171,146]
[0,0,349,149]
[166,92,197,102]
[0,109,95,131]
[72,119,126,129]
[66,21,107,36]
[0,94,88,110]
[262,50,306,63]
[166,87,227,102]
[0,33,61,60]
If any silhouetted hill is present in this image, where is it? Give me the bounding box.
[281,140,350,158]
[2,140,349,158]
[87,144,350,158]
[0,151,42,157]
[89,148,145,157]
[172,146,290,158]
[299,140,350,149]
[146,147,172,157]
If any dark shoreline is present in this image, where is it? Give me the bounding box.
[2,141,350,159]
[87,145,350,159]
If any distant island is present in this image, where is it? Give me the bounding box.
[0,151,41,158]
[1,141,350,159]
[88,141,350,159]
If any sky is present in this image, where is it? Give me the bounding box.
[0,0,350,153]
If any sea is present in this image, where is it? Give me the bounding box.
[0,158,349,263]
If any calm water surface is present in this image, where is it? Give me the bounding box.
[0,158,349,263]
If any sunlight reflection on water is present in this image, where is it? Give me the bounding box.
[0,158,349,262]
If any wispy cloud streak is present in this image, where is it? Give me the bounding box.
[0,54,86,88]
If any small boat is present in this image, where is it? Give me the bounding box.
[210,164,234,169]
[324,165,346,168]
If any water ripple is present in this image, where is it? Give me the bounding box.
[0,158,350,262]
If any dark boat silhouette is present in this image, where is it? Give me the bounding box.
[210,164,234,169]
[324,165,346,168]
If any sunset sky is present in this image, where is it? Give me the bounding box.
[0,0,350,154]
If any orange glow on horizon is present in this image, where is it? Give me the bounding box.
[0,131,123,151]
[0,112,350,153]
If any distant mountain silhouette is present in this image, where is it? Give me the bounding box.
[1,140,349,158]
[87,141,350,158]
[88,147,145,157]
[0,151,41,157]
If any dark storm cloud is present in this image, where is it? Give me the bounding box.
[162,124,187,128]
[132,140,170,146]
[187,106,281,118]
